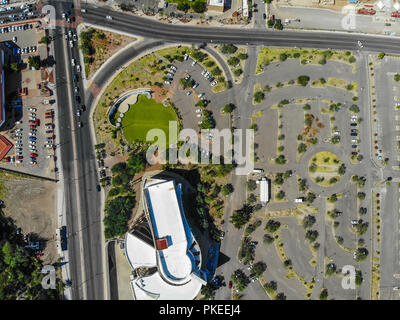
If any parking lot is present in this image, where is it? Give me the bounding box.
[0,15,56,178]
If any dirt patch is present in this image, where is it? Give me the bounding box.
[151,85,168,103]
[0,173,58,265]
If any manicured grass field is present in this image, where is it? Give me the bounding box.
[121,95,178,147]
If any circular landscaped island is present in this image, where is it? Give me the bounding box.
[308,151,345,187]
[115,95,179,148]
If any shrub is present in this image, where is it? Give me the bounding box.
[297,75,310,86]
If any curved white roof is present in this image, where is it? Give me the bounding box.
[124,233,156,269]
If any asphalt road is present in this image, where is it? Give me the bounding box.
[81,4,400,53]
[49,0,104,300]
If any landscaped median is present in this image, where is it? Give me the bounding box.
[256,48,357,75]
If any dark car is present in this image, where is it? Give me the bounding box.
[350,123,357,126]
[229,281,232,289]
[75,96,80,104]
[96,185,101,192]
[263,13,266,19]
[73,73,78,82]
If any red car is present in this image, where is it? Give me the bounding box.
[30,153,38,158]
[29,120,39,124]
[36,253,43,258]
[5,156,10,162]
[30,125,37,129]
[229,281,232,289]
[16,156,23,160]
[45,111,53,116]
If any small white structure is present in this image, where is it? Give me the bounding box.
[242,0,248,17]
[208,0,225,12]
[260,177,270,205]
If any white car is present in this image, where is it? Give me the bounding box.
[12,36,17,43]
[71,58,75,66]
[76,65,81,72]
[29,141,36,145]
[106,15,113,20]
[16,160,23,164]
[197,93,205,98]
[29,117,36,121]
[30,161,37,165]
[45,144,53,148]
[15,121,22,124]
[73,34,77,41]
[28,107,37,112]
[47,154,54,159]
[192,83,199,89]
[192,60,197,66]
[196,114,202,118]
[29,132,36,136]
[164,80,171,85]
[196,109,202,113]
[211,80,218,87]
[69,40,74,48]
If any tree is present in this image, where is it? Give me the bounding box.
[254,91,264,103]
[338,163,346,175]
[357,192,366,200]
[355,247,368,262]
[279,53,288,61]
[265,219,281,233]
[238,53,248,60]
[325,263,337,276]
[231,269,249,292]
[319,288,328,300]
[211,66,222,76]
[297,75,310,86]
[303,215,316,229]
[275,292,286,300]
[395,74,400,82]
[349,104,360,113]
[355,269,363,286]
[221,184,234,196]
[298,143,307,153]
[305,230,319,242]
[28,56,41,70]
[250,261,267,277]
[276,190,285,200]
[328,194,338,203]
[230,205,253,229]
[233,68,243,77]
[40,36,50,44]
[264,281,277,294]
[104,196,136,238]
[221,44,238,54]
[275,155,286,165]
[227,56,240,66]
[127,151,146,174]
[247,180,257,191]
[378,52,385,59]
[222,103,235,113]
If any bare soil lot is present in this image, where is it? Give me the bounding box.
[0,171,58,265]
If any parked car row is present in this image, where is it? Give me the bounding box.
[165,64,177,85]
[350,115,359,156]
[0,23,34,33]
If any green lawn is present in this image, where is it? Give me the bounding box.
[121,95,178,147]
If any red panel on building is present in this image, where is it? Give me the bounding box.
[156,239,168,251]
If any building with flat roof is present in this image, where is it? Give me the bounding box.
[124,177,207,300]
[208,0,225,12]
